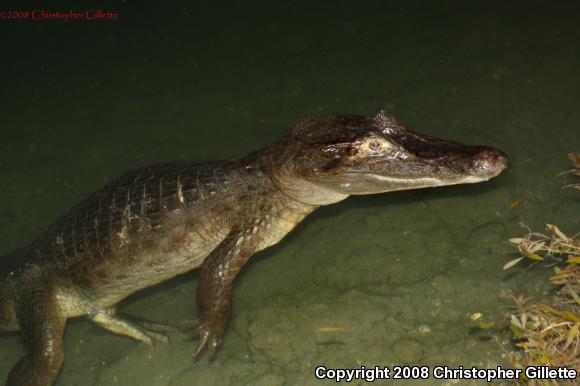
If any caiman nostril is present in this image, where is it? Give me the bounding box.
[472,148,508,176]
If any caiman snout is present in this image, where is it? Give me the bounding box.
[467,147,508,180]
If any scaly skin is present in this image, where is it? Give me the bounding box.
[0,111,507,385]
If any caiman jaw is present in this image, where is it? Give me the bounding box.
[334,146,508,195]
[384,146,509,190]
[364,173,497,192]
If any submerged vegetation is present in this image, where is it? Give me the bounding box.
[503,153,580,384]
[560,153,580,191]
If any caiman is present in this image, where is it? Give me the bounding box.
[0,111,507,385]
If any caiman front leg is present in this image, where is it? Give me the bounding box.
[187,227,260,358]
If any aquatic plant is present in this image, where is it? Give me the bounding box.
[560,153,580,191]
[505,223,579,270]
[504,154,580,385]
[505,263,579,384]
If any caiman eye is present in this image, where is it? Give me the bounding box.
[365,138,392,153]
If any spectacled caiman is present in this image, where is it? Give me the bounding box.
[0,111,507,385]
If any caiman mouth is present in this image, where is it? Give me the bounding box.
[401,146,507,186]
[368,174,494,188]
[337,146,508,194]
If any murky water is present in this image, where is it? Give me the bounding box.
[1,1,579,385]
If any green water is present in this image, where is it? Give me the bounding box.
[1,1,579,385]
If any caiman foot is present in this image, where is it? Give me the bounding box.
[90,308,176,346]
[182,318,225,359]
[120,312,178,333]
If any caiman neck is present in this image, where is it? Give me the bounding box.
[245,138,349,206]
[268,165,348,206]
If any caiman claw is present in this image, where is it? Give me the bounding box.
[183,318,224,359]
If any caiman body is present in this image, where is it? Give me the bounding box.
[0,112,507,385]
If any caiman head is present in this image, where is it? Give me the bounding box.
[270,111,508,205]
